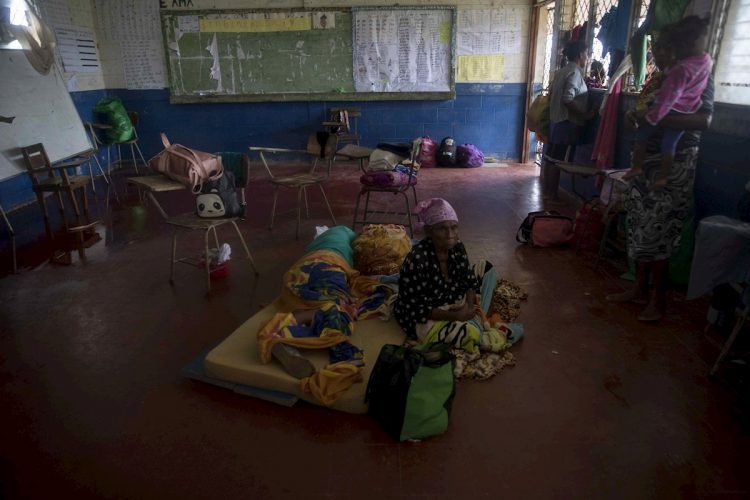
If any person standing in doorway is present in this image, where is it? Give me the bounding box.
[543,40,593,203]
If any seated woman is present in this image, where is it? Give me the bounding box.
[394,198,510,352]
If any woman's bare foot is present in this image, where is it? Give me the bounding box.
[606,288,648,305]
[637,302,663,322]
[272,343,316,378]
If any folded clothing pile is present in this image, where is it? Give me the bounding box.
[352,224,412,276]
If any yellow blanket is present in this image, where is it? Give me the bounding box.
[258,250,390,405]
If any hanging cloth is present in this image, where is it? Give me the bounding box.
[597,0,633,59]
[591,56,633,186]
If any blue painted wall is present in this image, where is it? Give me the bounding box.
[559,92,750,222]
[109,82,526,160]
[1,83,527,211]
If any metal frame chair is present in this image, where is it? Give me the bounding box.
[249,133,338,240]
[166,153,258,294]
[78,122,110,194]
[88,111,147,176]
[351,145,420,237]
[115,111,148,174]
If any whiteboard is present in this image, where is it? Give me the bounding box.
[0,50,91,182]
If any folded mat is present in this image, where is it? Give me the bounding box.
[204,302,405,414]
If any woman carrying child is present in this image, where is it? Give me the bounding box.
[623,16,713,190]
[607,16,714,322]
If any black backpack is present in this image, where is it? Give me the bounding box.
[436,137,457,167]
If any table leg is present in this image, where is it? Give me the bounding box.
[146,191,169,220]
[711,306,750,375]
[0,202,16,274]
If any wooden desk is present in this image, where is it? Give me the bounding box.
[127,175,186,219]
[687,216,750,375]
[543,155,601,201]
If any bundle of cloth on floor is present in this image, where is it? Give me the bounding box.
[255,225,527,406]
[258,248,393,405]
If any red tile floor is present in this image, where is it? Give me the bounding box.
[0,163,748,499]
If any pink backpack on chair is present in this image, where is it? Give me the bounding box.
[148,133,224,193]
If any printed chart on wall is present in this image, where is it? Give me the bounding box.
[352,8,454,93]
[456,7,522,82]
[39,0,100,73]
[161,10,353,101]
[95,0,167,90]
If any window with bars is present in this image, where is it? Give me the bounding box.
[565,0,624,84]
[714,0,750,105]
[541,3,556,91]
[591,0,619,78]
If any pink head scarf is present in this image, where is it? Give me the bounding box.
[415,198,458,226]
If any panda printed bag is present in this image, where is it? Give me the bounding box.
[196,170,243,218]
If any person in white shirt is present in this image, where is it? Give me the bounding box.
[543,40,594,202]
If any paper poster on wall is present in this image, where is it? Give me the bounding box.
[95,0,166,89]
[95,0,162,42]
[199,13,311,33]
[353,9,452,93]
[313,12,335,30]
[457,55,504,82]
[122,39,167,89]
[457,8,522,56]
[55,27,100,73]
[40,0,101,75]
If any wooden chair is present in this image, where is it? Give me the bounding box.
[323,107,361,148]
[21,143,92,240]
[351,145,420,237]
[249,133,338,240]
[166,152,258,294]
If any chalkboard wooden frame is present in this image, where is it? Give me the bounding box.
[161,7,456,103]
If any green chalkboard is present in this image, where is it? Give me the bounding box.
[161,8,456,103]
[162,10,356,103]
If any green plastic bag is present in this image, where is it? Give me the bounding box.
[93,97,134,143]
[365,343,455,441]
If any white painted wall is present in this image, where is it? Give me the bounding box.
[44,0,533,90]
